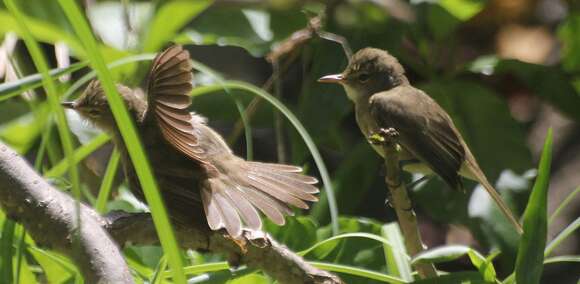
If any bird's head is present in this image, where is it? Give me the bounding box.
[318,48,408,102]
[61,80,146,132]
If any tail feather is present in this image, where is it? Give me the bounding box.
[246,175,310,209]
[249,170,319,197]
[463,154,523,235]
[479,176,524,235]
[223,188,261,230]
[201,184,242,237]
[201,161,318,237]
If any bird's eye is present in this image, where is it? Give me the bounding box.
[358,73,370,83]
[88,109,101,117]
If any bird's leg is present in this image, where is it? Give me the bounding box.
[368,128,399,145]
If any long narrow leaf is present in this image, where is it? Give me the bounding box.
[515,128,552,284]
[94,149,120,213]
[544,217,580,257]
[44,133,110,177]
[548,186,580,224]
[56,1,186,283]
[0,62,86,101]
[4,0,82,244]
[308,261,407,283]
[382,223,413,282]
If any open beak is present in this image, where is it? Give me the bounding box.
[318,74,344,84]
[61,101,76,109]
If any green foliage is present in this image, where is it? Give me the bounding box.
[515,129,552,284]
[0,0,578,283]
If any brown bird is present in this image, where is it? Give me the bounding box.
[62,45,319,237]
[319,48,523,234]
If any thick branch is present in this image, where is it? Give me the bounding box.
[0,142,342,284]
[0,142,133,284]
[106,212,342,284]
[379,130,437,278]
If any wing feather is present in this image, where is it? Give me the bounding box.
[369,87,465,190]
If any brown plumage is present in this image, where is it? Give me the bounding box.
[62,45,319,237]
[319,47,523,234]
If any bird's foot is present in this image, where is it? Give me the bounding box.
[368,128,399,145]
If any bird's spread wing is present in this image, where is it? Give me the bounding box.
[144,45,319,238]
[145,45,205,162]
[369,87,465,190]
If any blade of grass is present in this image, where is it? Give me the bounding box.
[44,133,110,177]
[57,1,186,283]
[544,217,580,257]
[94,149,120,213]
[189,81,339,235]
[62,53,156,101]
[5,0,82,255]
[163,262,230,278]
[298,232,403,258]
[515,128,552,284]
[0,62,86,101]
[548,186,579,225]
[382,223,413,282]
[150,255,168,284]
[543,255,580,264]
[308,261,407,283]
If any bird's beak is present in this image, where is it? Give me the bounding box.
[318,74,344,84]
[61,101,76,109]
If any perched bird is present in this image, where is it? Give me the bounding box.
[62,45,319,237]
[318,48,523,234]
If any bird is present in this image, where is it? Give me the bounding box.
[318,47,523,234]
[62,45,319,238]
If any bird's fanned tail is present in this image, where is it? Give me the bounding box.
[201,161,319,237]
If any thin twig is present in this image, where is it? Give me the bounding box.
[375,128,438,279]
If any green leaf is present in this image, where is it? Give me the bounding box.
[543,255,580,265]
[308,261,407,284]
[548,186,580,224]
[412,271,486,284]
[264,216,317,251]
[495,60,580,121]
[229,273,270,284]
[412,245,496,283]
[57,1,187,283]
[142,0,212,52]
[544,217,580,257]
[558,12,580,73]
[382,223,413,282]
[412,245,471,265]
[5,0,82,236]
[0,62,87,101]
[438,0,485,21]
[515,129,552,284]
[95,149,121,213]
[28,248,77,284]
[44,133,110,177]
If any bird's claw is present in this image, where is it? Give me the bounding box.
[368,128,399,145]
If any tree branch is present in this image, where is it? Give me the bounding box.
[105,212,342,284]
[375,128,438,279]
[0,142,133,284]
[0,142,342,284]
